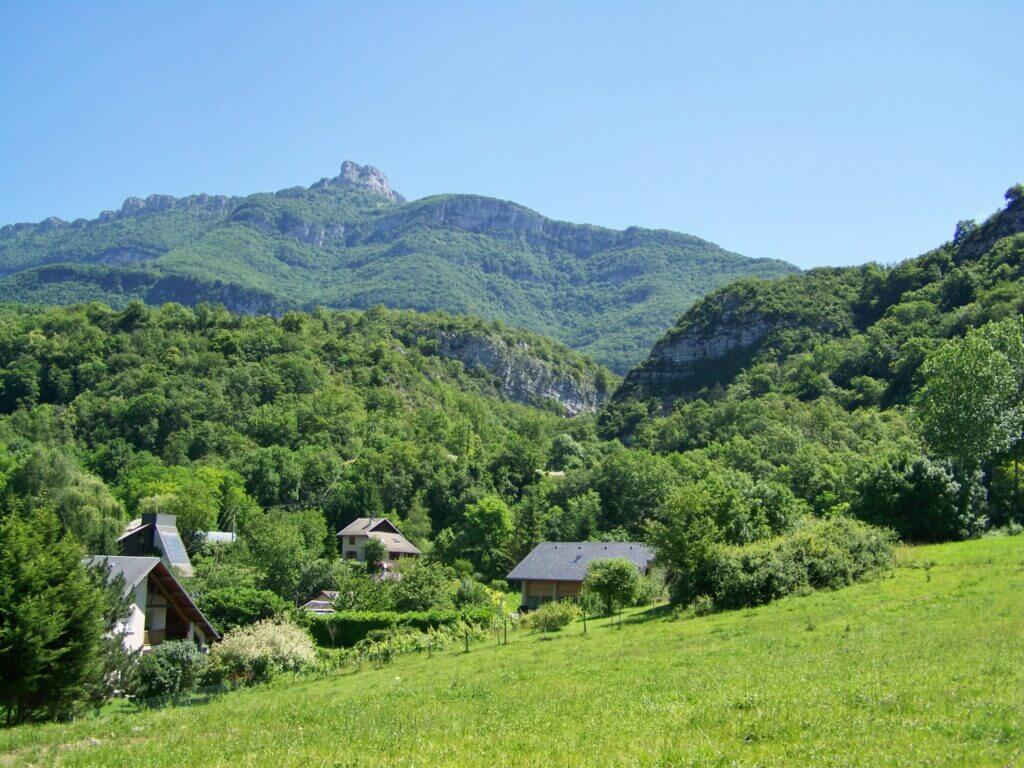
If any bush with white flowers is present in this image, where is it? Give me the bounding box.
[207,617,316,686]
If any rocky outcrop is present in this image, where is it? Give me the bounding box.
[957,194,1024,263]
[620,298,778,401]
[311,161,405,204]
[229,205,344,247]
[116,193,234,219]
[367,195,623,257]
[429,329,607,415]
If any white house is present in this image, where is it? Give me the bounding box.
[337,517,421,565]
[87,555,219,653]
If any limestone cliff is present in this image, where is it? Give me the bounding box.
[426,328,611,415]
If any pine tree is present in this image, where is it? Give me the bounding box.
[399,493,433,551]
[0,507,108,724]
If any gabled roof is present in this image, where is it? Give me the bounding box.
[152,522,192,575]
[338,517,401,536]
[87,555,162,591]
[367,530,421,555]
[300,591,339,613]
[506,542,654,583]
[86,555,219,640]
[337,517,422,555]
[118,513,193,576]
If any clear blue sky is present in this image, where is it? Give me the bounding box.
[1,1,1021,268]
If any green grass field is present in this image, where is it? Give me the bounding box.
[3,536,1023,767]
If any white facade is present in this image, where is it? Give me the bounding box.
[114,573,210,653]
[338,518,421,563]
[90,557,215,654]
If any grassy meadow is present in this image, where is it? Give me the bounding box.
[3,535,1022,767]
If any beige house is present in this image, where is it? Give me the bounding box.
[88,555,218,653]
[338,517,421,566]
[506,542,654,610]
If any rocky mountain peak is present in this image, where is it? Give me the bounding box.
[312,160,405,203]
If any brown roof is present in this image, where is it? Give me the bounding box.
[337,517,421,555]
[368,530,421,555]
[338,517,400,535]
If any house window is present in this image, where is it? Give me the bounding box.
[349,536,356,545]
[345,551,356,560]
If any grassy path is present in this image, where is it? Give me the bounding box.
[3,536,1023,767]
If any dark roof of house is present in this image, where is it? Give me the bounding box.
[506,542,654,582]
[87,555,162,590]
[117,514,193,576]
[86,555,219,640]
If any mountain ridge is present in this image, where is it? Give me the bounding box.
[618,185,1024,404]
[0,162,798,372]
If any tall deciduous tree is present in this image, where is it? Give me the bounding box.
[582,558,642,615]
[459,495,515,581]
[361,537,387,574]
[645,485,722,606]
[915,322,1023,470]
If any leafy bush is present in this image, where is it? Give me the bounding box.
[851,455,988,542]
[453,578,491,608]
[391,559,453,612]
[690,594,715,616]
[633,572,666,606]
[307,607,494,647]
[206,618,316,686]
[672,517,896,610]
[522,600,580,633]
[196,586,289,633]
[130,641,206,701]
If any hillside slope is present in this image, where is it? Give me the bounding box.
[620,186,1024,401]
[0,162,798,372]
[3,536,1021,767]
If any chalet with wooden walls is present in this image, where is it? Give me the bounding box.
[337,517,421,565]
[88,556,219,653]
[506,542,654,609]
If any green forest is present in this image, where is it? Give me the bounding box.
[2,185,1023,726]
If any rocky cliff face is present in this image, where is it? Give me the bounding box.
[430,329,608,415]
[620,294,779,400]
[311,161,405,203]
[0,159,799,372]
[956,191,1024,262]
[368,195,629,257]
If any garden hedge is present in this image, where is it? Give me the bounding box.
[308,607,495,647]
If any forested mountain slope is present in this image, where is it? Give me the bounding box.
[0,301,620,554]
[0,162,797,372]
[619,185,1024,403]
